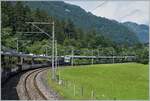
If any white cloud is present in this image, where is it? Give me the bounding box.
[64,0,149,24]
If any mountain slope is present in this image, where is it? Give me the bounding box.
[24,1,141,45]
[123,22,149,43]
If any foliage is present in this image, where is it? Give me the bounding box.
[1,1,149,64]
[123,22,149,43]
[24,1,142,45]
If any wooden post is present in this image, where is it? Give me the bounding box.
[74,83,76,96]
[64,80,66,87]
[91,89,94,99]
[59,71,60,82]
[81,86,84,96]
[66,80,68,88]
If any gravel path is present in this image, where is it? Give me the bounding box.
[36,69,60,100]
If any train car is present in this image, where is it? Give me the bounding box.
[64,55,71,65]
[1,51,137,84]
[1,51,51,84]
[1,52,20,83]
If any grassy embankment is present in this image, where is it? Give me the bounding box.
[46,63,149,100]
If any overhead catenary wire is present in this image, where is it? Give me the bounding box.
[23,21,56,80]
[90,1,108,12]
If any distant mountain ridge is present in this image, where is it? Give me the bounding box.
[23,1,148,45]
[123,22,149,43]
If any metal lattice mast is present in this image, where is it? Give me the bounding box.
[55,40,58,72]
[71,47,74,67]
[113,48,115,64]
[45,47,48,56]
[52,21,55,80]
[16,38,19,52]
[92,50,94,65]
[23,21,56,80]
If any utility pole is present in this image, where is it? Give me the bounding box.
[55,40,58,71]
[71,47,74,67]
[52,21,55,80]
[42,45,51,56]
[16,38,18,53]
[113,48,114,64]
[45,47,48,56]
[97,49,100,57]
[91,50,94,65]
[24,21,56,80]
[97,49,99,64]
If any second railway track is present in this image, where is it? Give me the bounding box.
[17,68,48,100]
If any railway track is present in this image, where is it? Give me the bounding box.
[17,68,48,100]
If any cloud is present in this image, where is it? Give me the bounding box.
[118,9,141,20]
[64,0,149,24]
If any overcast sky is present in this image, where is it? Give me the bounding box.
[64,0,149,25]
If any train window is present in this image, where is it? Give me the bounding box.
[4,56,10,68]
[64,56,71,63]
[1,55,5,68]
[12,56,17,64]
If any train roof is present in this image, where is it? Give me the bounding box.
[1,51,51,59]
[1,51,136,59]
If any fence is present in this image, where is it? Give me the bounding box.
[55,73,97,99]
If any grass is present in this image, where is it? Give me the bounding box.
[46,63,149,100]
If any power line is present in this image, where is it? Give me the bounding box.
[24,21,56,80]
[91,1,108,12]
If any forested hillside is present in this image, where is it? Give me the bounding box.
[1,1,149,64]
[123,22,149,43]
[24,1,141,45]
